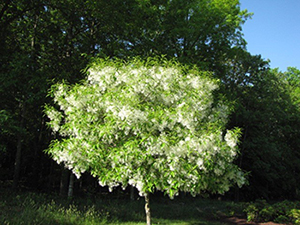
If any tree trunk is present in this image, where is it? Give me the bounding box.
[60,166,69,196]
[12,134,22,190]
[68,173,75,199]
[130,185,136,200]
[47,159,54,191]
[234,186,240,202]
[235,126,248,202]
[12,103,25,190]
[144,192,151,225]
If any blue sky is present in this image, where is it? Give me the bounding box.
[240,0,300,71]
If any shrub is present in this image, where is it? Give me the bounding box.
[245,199,300,224]
[290,209,300,225]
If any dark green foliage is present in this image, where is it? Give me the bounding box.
[245,199,300,224]
[223,49,300,200]
[0,0,300,202]
[0,0,249,192]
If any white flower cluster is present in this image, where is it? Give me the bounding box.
[46,108,62,132]
[46,59,244,198]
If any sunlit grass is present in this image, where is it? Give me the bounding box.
[0,191,109,225]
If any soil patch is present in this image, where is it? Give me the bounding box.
[223,216,289,225]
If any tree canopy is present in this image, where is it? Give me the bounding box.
[46,58,245,198]
[45,57,246,224]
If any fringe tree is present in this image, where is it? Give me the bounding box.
[45,57,245,224]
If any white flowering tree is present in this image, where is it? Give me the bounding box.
[45,57,245,225]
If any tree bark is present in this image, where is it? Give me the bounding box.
[12,133,23,190]
[59,166,69,196]
[144,192,151,225]
[130,185,136,200]
[12,103,25,190]
[68,173,75,199]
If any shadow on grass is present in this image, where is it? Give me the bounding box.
[0,188,240,225]
[102,195,241,225]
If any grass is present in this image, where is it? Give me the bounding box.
[0,188,245,225]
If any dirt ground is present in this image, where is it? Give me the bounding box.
[223,216,289,225]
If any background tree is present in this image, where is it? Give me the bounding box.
[223,49,300,200]
[45,58,245,224]
[1,0,299,201]
[284,67,300,109]
[0,0,250,192]
[116,0,251,69]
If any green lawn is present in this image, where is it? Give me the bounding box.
[0,189,244,225]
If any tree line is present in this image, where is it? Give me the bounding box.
[0,0,299,201]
